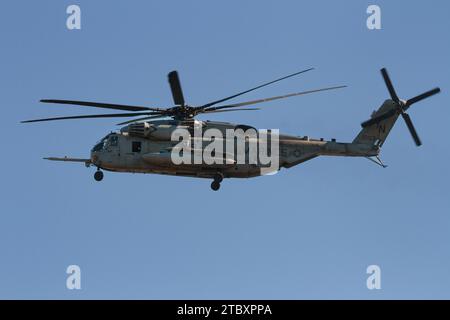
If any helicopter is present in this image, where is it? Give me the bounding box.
[22,67,440,190]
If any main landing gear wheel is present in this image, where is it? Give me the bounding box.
[94,170,104,182]
[211,180,220,191]
[210,173,223,191]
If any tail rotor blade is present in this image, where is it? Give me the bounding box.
[168,71,185,106]
[401,113,422,146]
[381,68,400,103]
[405,87,441,108]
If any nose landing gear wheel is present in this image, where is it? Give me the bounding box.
[94,170,104,181]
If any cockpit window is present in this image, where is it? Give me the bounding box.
[109,135,118,146]
[91,134,111,152]
[92,142,103,152]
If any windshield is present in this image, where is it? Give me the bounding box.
[91,134,110,152]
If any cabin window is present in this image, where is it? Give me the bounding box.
[132,141,141,153]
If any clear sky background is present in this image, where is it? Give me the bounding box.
[0,0,449,299]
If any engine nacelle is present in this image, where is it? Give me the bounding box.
[121,122,186,141]
[126,122,154,138]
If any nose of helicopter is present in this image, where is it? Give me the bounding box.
[90,134,110,165]
[90,151,101,166]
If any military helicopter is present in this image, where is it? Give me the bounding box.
[22,68,440,190]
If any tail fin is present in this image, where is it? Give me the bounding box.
[353,100,400,147]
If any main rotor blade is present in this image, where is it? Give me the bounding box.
[202,108,260,114]
[116,114,169,125]
[203,86,347,112]
[21,112,163,123]
[401,113,422,146]
[361,109,397,128]
[198,68,314,109]
[381,68,400,103]
[40,99,162,112]
[405,87,441,108]
[168,71,185,106]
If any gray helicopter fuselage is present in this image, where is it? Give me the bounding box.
[90,119,379,179]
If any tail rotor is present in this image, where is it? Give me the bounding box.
[361,68,440,146]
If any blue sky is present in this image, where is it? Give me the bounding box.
[0,0,449,299]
